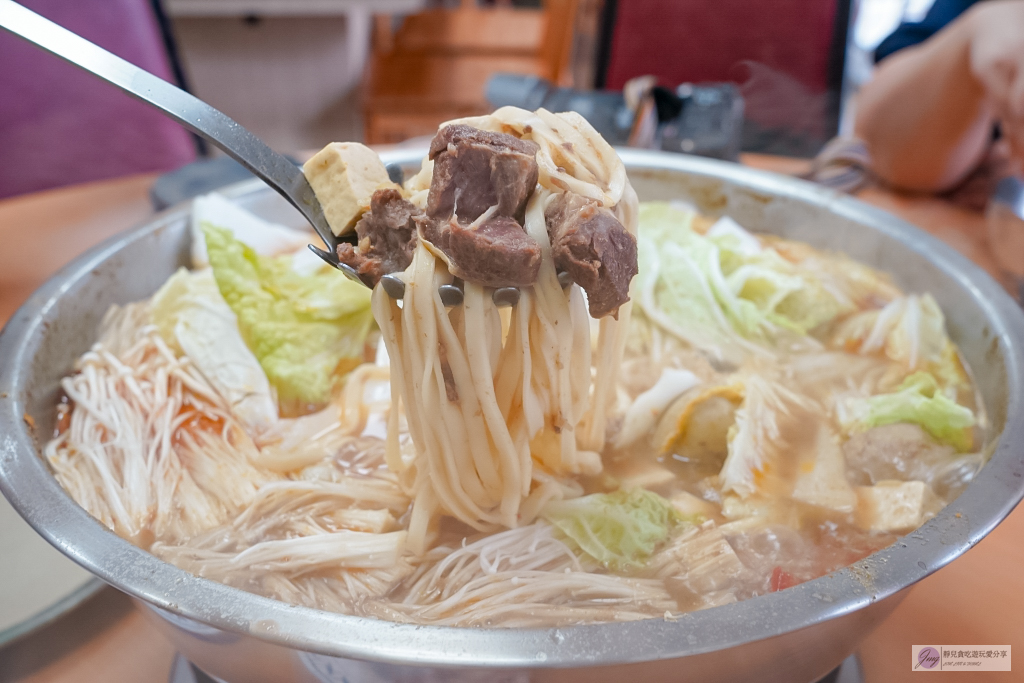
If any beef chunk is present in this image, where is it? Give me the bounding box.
[426,124,540,224]
[446,216,542,287]
[545,192,638,318]
[415,213,543,289]
[415,213,449,254]
[336,188,421,286]
[418,124,543,288]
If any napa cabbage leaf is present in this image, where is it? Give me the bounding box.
[203,223,373,411]
[636,203,768,363]
[719,375,819,497]
[706,217,847,334]
[637,203,846,363]
[833,294,943,366]
[190,192,310,268]
[540,489,686,569]
[150,267,279,434]
[832,293,968,390]
[840,372,976,451]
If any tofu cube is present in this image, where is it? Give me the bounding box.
[303,142,397,236]
[855,480,940,532]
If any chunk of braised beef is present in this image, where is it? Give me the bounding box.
[418,124,543,288]
[426,124,540,224]
[336,188,421,286]
[446,216,542,288]
[545,192,638,319]
[414,213,449,253]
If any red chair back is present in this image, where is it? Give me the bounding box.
[604,0,838,93]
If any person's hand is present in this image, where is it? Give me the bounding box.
[967,0,1024,158]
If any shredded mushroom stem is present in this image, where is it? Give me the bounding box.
[384,523,675,627]
[152,478,413,610]
[45,326,276,543]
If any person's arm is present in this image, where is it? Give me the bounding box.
[855,1,1024,193]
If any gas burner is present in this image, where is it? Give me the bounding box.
[169,653,864,683]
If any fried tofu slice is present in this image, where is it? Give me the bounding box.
[650,521,753,611]
[855,480,941,532]
[303,142,398,236]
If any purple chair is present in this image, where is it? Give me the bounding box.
[0,0,197,199]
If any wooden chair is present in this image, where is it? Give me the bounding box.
[363,0,579,144]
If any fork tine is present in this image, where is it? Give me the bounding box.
[308,244,368,287]
[492,287,520,307]
[380,273,406,299]
[438,284,464,307]
[317,253,522,308]
[385,163,405,185]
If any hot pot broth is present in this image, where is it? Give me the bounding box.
[44,108,987,627]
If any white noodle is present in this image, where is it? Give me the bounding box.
[375,110,639,549]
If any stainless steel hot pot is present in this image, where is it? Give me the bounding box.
[2,149,1023,683]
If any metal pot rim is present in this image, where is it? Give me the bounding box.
[2,149,1023,668]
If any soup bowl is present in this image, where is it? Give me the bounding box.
[2,149,1023,683]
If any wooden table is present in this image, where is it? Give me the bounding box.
[0,160,1021,683]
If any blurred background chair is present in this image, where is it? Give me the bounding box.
[0,0,197,199]
[363,0,580,144]
[597,0,850,157]
[601,0,841,94]
[1,0,885,203]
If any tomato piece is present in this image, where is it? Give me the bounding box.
[770,566,797,592]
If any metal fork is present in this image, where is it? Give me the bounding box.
[0,2,359,278]
[0,0,524,307]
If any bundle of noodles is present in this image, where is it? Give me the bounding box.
[363,108,640,551]
[45,307,278,545]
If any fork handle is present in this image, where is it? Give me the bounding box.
[0,0,336,251]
